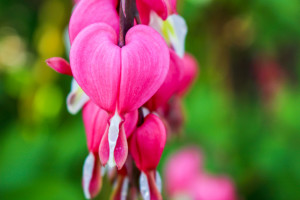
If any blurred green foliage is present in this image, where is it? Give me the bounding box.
[0,0,300,199]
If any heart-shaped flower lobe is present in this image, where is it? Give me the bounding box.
[69,0,119,43]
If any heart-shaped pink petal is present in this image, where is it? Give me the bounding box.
[70,23,169,115]
[69,0,119,43]
[118,25,170,114]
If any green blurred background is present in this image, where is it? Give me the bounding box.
[0,0,300,199]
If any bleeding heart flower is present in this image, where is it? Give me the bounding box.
[69,0,119,43]
[145,49,183,111]
[129,111,166,200]
[70,23,169,169]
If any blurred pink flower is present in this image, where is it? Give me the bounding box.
[165,148,236,200]
[70,23,169,169]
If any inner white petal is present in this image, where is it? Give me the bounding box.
[107,111,122,168]
[83,152,95,199]
[67,79,89,115]
[168,14,187,58]
[139,172,150,200]
[142,107,150,118]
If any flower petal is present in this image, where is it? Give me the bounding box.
[150,13,187,58]
[123,110,138,138]
[82,152,102,199]
[82,101,109,153]
[113,125,128,169]
[118,25,170,114]
[46,57,72,76]
[129,114,166,171]
[67,79,90,115]
[137,0,168,24]
[69,0,119,43]
[70,23,121,113]
[145,49,183,111]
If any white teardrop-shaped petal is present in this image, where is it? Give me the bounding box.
[149,12,188,58]
[82,152,95,199]
[67,78,89,115]
[107,111,122,168]
[139,172,150,200]
[168,14,188,58]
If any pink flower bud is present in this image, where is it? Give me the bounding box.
[129,114,166,172]
[46,57,72,76]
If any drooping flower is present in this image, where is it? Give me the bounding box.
[70,23,169,169]
[164,148,236,200]
[129,109,166,200]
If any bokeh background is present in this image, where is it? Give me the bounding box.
[1,0,300,199]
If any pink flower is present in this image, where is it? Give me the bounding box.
[165,148,236,200]
[70,23,169,169]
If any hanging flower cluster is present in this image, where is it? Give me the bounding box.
[46,0,198,199]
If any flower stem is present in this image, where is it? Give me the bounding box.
[118,0,136,47]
